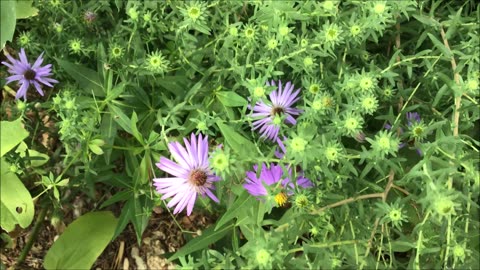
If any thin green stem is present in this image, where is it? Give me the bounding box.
[414,211,431,270]
[16,207,48,265]
[443,214,453,268]
[380,56,441,74]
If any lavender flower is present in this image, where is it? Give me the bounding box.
[244,163,312,206]
[2,48,58,100]
[384,112,423,156]
[406,112,421,126]
[274,136,287,159]
[153,133,220,216]
[250,80,302,141]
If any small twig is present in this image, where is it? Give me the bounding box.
[392,184,410,196]
[310,193,384,215]
[439,26,461,138]
[360,170,395,270]
[16,207,48,265]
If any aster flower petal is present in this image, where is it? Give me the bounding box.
[19,48,29,65]
[157,157,188,177]
[204,189,220,203]
[275,137,287,159]
[1,48,58,100]
[244,163,312,201]
[185,192,197,216]
[31,52,45,69]
[249,80,302,141]
[15,82,29,100]
[153,133,219,216]
[32,81,44,96]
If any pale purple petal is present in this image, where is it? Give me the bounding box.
[1,48,58,101]
[153,133,219,216]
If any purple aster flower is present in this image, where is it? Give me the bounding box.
[384,112,423,156]
[406,112,421,127]
[274,136,287,159]
[153,133,220,216]
[1,48,58,100]
[250,80,302,141]
[244,163,313,206]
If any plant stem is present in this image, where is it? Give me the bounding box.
[16,207,48,265]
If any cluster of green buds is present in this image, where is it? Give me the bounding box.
[144,50,170,75]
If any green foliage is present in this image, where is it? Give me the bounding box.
[0,118,29,157]
[1,0,479,269]
[0,159,34,232]
[43,211,118,270]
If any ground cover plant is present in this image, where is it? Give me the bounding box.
[1,0,479,269]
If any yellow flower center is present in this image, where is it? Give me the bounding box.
[291,137,307,152]
[253,86,265,97]
[374,3,386,14]
[279,26,289,36]
[303,57,314,67]
[274,192,288,206]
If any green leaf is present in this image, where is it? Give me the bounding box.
[108,104,133,134]
[412,14,440,28]
[0,118,29,157]
[15,142,49,167]
[130,112,144,145]
[215,190,253,231]
[106,82,126,101]
[112,198,133,240]
[216,121,257,157]
[44,211,118,270]
[0,158,34,232]
[130,196,151,245]
[15,0,38,19]
[55,59,104,97]
[1,1,16,49]
[100,190,131,209]
[391,240,415,252]
[427,33,452,58]
[100,113,117,164]
[88,143,104,155]
[168,223,233,262]
[216,91,247,107]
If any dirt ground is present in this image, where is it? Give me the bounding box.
[1,203,216,270]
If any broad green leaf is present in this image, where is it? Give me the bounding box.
[0,158,34,232]
[1,1,16,49]
[159,76,188,95]
[15,0,38,19]
[391,240,415,252]
[112,198,133,240]
[44,211,118,270]
[100,113,117,164]
[239,224,255,242]
[130,112,144,145]
[16,142,49,167]
[216,91,247,107]
[168,223,234,262]
[412,14,440,27]
[215,190,253,231]
[55,59,104,97]
[100,190,131,209]
[88,143,104,155]
[216,122,257,157]
[108,104,133,134]
[106,82,126,101]
[0,118,29,157]
[130,195,151,245]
